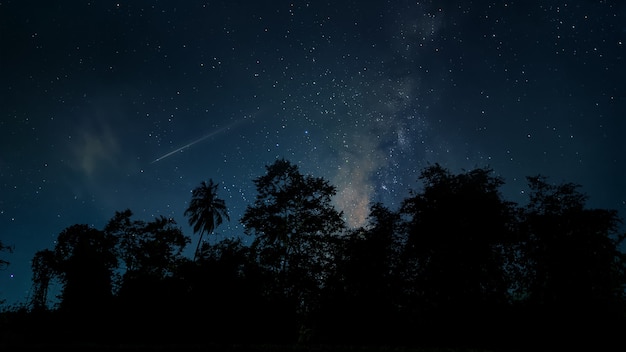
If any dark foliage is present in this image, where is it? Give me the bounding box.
[1,161,625,351]
[241,158,345,317]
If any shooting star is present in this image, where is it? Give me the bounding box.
[151,119,243,164]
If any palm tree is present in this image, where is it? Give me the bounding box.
[184,179,230,261]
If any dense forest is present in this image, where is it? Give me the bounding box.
[1,158,625,351]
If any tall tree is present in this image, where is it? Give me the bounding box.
[241,158,345,315]
[519,175,626,340]
[184,179,230,261]
[104,210,190,343]
[52,224,118,315]
[398,164,519,345]
[0,240,13,305]
[104,209,190,283]
[30,249,56,311]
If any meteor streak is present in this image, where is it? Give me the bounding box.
[151,119,243,164]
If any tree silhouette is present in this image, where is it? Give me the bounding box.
[52,224,118,315]
[241,158,345,324]
[317,202,402,344]
[185,179,230,261]
[177,237,269,343]
[30,249,56,311]
[105,209,190,283]
[398,164,518,346]
[5,161,626,349]
[102,209,191,343]
[0,240,12,305]
[517,175,626,346]
[22,224,118,342]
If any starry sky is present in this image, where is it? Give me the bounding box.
[1,1,624,307]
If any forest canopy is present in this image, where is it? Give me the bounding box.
[1,159,625,350]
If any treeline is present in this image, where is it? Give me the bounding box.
[1,158,625,350]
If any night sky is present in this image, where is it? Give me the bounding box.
[1,1,624,307]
